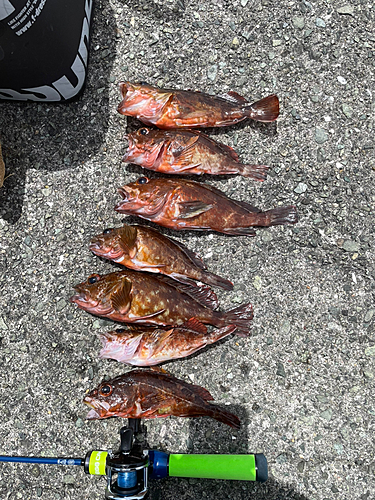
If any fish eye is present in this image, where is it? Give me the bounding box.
[99,384,113,396]
[137,177,149,185]
[88,274,101,285]
[103,228,114,234]
[139,81,148,85]
[138,128,149,136]
[116,328,127,333]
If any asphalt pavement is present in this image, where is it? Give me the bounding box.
[0,1,374,499]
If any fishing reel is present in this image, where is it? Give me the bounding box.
[85,419,149,500]
[1,419,267,499]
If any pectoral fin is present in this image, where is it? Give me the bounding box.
[171,135,201,171]
[142,391,172,409]
[178,200,213,219]
[110,279,133,314]
[119,225,138,258]
[172,133,199,156]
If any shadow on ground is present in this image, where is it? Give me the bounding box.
[0,3,117,224]
[147,405,308,499]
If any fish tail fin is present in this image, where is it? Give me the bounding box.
[263,205,298,226]
[208,406,241,429]
[246,94,280,122]
[201,271,234,291]
[214,302,253,337]
[239,163,269,181]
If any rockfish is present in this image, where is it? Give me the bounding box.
[70,270,253,336]
[84,369,240,428]
[123,127,268,181]
[99,319,236,366]
[115,177,298,236]
[117,81,279,129]
[89,224,233,290]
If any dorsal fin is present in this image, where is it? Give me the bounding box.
[167,236,207,270]
[127,324,159,331]
[175,282,218,310]
[216,142,240,162]
[154,275,218,310]
[232,199,262,213]
[177,282,218,310]
[191,383,214,401]
[218,91,248,105]
[149,366,171,374]
[198,182,261,213]
[163,276,219,310]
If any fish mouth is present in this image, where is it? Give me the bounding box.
[89,243,114,260]
[122,135,133,162]
[118,186,130,201]
[83,395,125,420]
[88,239,109,257]
[118,82,137,114]
[88,239,102,253]
[89,240,124,262]
[115,187,134,213]
[69,287,97,309]
[83,397,106,420]
[122,146,134,163]
[118,81,133,99]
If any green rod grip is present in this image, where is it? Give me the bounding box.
[168,453,267,482]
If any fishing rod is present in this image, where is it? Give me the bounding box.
[0,419,267,499]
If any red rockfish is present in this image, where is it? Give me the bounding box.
[70,270,253,336]
[99,320,236,366]
[115,177,298,236]
[123,127,268,180]
[117,81,279,129]
[89,224,233,290]
[84,369,241,428]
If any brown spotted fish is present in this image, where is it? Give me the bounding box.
[99,319,236,366]
[115,177,298,236]
[117,81,279,129]
[70,270,253,336]
[83,369,240,428]
[89,224,233,290]
[123,128,268,181]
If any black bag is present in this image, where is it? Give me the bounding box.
[0,0,93,101]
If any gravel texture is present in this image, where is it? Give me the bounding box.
[0,1,374,499]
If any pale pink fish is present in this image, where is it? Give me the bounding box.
[99,319,237,366]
